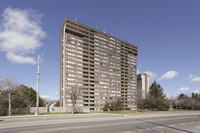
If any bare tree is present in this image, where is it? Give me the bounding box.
[69,85,81,114]
[1,78,18,91]
[0,78,18,116]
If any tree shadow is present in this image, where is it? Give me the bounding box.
[136,119,194,133]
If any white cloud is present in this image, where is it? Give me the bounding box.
[188,74,194,79]
[159,71,178,81]
[178,87,190,91]
[40,92,59,100]
[41,95,59,100]
[144,71,157,79]
[188,74,200,82]
[0,7,46,64]
[41,95,51,99]
[193,89,200,94]
[191,77,200,82]
[7,52,36,64]
[51,92,59,95]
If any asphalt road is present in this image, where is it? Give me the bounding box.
[0,112,200,133]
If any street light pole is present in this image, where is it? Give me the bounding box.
[36,55,40,115]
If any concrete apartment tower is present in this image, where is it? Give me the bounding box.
[60,18,138,111]
[137,73,151,100]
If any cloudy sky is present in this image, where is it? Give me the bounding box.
[0,0,200,99]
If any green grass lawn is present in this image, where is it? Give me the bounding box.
[39,112,91,115]
[9,109,198,116]
[99,109,198,114]
[11,112,91,116]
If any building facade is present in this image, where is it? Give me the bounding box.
[60,18,138,111]
[137,73,151,100]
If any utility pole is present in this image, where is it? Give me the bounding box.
[36,55,40,115]
[170,88,173,111]
[8,93,11,116]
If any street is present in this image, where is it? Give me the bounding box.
[0,111,200,133]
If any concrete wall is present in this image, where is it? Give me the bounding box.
[30,107,47,113]
[27,107,90,114]
[13,108,30,114]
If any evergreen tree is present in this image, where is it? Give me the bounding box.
[149,80,165,98]
[142,81,169,111]
[13,85,45,108]
[178,93,189,99]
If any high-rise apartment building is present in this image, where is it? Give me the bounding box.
[60,18,138,111]
[137,73,151,100]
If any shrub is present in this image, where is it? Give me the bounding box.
[110,100,123,111]
[103,102,110,111]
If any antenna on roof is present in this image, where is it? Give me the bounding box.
[96,24,98,29]
[75,18,77,22]
[111,31,113,36]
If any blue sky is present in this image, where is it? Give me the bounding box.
[0,0,200,99]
